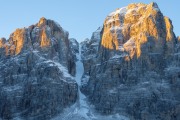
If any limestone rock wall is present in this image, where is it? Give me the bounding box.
[0,18,78,119]
[81,2,180,120]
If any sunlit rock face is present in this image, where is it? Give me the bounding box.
[81,2,180,119]
[0,38,6,58]
[101,2,175,58]
[0,38,6,48]
[178,36,180,42]
[0,18,78,119]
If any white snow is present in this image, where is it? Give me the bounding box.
[110,26,122,31]
[45,60,74,79]
[52,45,96,120]
[75,46,84,85]
[74,45,95,119]
[106,7,127,24]
[108,7,127,17]
[3,85,22,92]
[111,53,128,60]
[112,55,122,59]
[108,88,117,94]
[52,45,130,120]
[153,7,160,11]
[118,45,125,52]
[31,49,74,81]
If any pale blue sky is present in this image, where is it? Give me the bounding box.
[0,0,179,42]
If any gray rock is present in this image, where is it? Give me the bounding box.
[81,3,180,120]
[69,38,79,76]
[81,27,102,87]
[0,17,78,119]
[70,38,79,54]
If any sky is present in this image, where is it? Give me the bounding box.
[0,0,180,42]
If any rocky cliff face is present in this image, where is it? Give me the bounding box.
[81,27,102,86]
[0,18,78,119]
[101,3,175,58]
[81,2,180,120]
[0,2,180,120]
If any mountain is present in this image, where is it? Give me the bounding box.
[0,17,78,119]
[0,2,180,120]
[81,2,180,120]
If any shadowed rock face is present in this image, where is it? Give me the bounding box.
[81,2,180,120]
[0,18,78,119]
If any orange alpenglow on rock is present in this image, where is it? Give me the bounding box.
[101,2,176,58]
[10,29,26,55]
[0,17,69,56]
[38,17,47,27]
[177,36,180,42]
[40,28,51,47]
[0,38,6,48]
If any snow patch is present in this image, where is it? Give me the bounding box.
[45,60,74,79]
[81,75,90,86]
[3,85,22,92]
[108,7,127,17]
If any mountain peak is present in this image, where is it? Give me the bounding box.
[107,2,160,19]
[38,17,47,26]
[101,2,175,58]
[150,2,158,8]
[0,19,78,120]
[81,3,179,119]
[0,17,68,56]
